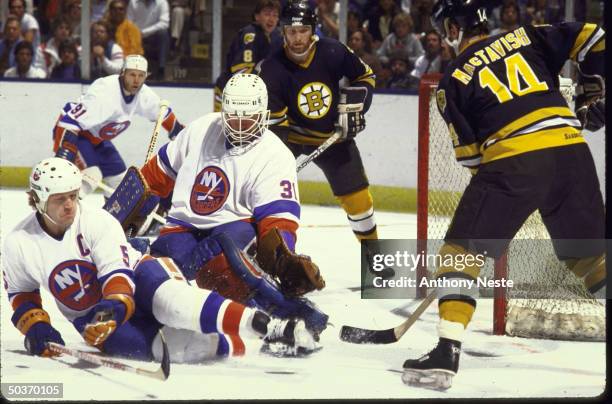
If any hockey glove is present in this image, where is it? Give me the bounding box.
[168,122,185,140]
[575,73,605,132]
[74,294,135,347]
[337,87,367,140]
[24,322,65,357]
[257,228,325,297]
[54,130,79,162]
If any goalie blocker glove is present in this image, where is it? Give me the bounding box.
[575,72,605,132]
[336,87,368,140]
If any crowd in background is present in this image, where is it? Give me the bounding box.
[0,0,604,89]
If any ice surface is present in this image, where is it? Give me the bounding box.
[0,189,605,400]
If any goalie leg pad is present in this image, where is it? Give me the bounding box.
[215,232,329,335]
[195,253,256,303]
[103,167,159,233]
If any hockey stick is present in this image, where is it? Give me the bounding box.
[296,128,342,172]
[339,289,437,344]
[47,331,170,381]
[145,100,170,164]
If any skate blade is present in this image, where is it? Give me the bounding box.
[260,342,323,358]
[401,368,454,391]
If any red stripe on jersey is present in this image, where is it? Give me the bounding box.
[222,301,246,335]
[140,157,175,198]
[227,334,246,356]
[162,111,177,132]
[80,130,102,145]
[102,275,134,297]
[11,291,42,310]
[257,217,298,241]
[159,225,191,236]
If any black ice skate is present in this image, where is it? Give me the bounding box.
[401,337,461,390]
[261,318,319,357]
[364,244,395,279]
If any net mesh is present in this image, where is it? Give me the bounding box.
[421,78,605,341]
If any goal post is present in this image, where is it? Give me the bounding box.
[416,73,605,341]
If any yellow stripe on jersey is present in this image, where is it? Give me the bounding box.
[270,107,288,118]
[288,130,335,145]
[230,62,255,74]
[484,106,575,144]
[590,37,605,52]
[569,23,599,61]
[482,126,584,164]
[352,67,376,88]
[454,142,480,159]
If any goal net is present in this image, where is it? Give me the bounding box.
[416,73,605,341]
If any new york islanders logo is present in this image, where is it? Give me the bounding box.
[48,260,101,311]
[190,166,230,215]
[297,82,332,119]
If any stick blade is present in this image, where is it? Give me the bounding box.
[159,330,170,380]
[339,325,398,344]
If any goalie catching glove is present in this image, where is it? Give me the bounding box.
[256,228,325,297]
[575,72,605,132]
[336,87,367,140]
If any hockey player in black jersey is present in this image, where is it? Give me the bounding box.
[257,0,394,279]
[402,0,606,390]
[213,0,282,111]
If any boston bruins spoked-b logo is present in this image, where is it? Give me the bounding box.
[297,82,332,119]
[190,166,230,215]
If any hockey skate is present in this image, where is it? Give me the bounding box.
[401,338,461,391]
[261,318,320,357]
[364,244,395,280]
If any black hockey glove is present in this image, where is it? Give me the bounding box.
[337,87,367,140]
[575,73,605,132]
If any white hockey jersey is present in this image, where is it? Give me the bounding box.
[55,74,174,144]
[2,204,140,322]
[141,113,300,231]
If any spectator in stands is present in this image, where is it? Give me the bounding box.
[410,0,435,35]
[490,1,521,35]
[128,0,170,80]
[347,28,385,87]
[316,0,339,39]
[105,0,144,56]
[0,15,22,76]
[4,40,46,78]
[347,9,364,37]
[365,0,399,48]
[410,29,451,80]
[377,13,423,67]
[61,0,82,42]
[212,0,282,111]
[34,16,71,76]
[90,21,124,79]
[92,0,109,21]
[525,0,564,25]
[8,0,40,50]
[50,39,81,80]
[385,49,414,89]
[170,0,192,55]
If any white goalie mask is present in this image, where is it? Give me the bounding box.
[30,157,82,213]
[221,73,270,149]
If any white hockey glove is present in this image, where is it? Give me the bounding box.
[575,73,605,132]
[336,87,367,140]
